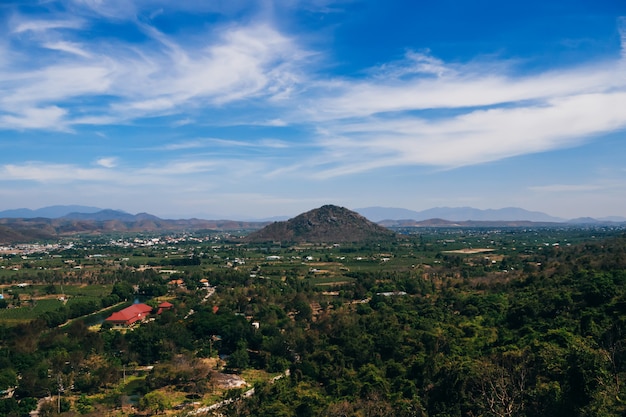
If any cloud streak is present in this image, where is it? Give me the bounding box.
[1,7,310,130]
[298,43,626,175]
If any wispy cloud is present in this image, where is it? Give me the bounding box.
[368,50,452,79]
[0,158,256,186]
[313,91,626,171]
[12,18,85,33]
[1,162,115,182]
[1,7,310,129]
[0,106,69,130]
[43,41,92,58]
[528,182,623,193]
[620,16,626,59]
[95,157,118,168]
[151,137,291,151]
[297,39,626,175]
[307,52,624,121]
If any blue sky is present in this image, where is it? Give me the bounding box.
[1,0,625,219]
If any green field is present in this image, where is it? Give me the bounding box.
[0,299,64,324]
[0,284,113,325]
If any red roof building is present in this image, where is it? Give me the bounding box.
[157,301,173,315]
[105,303,153,327]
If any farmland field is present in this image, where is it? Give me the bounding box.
[0,284,113,325]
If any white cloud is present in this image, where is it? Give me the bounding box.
[172,118,193,127]
[0,158,250,186]
[1,163,113,182]
[136,160,219,176]
[2,8,310,130]
[152,137,291,152]
[260,139,290,148]
[69,0,138,20]
[0,106,68,130]
[528,182,622,193]
[106,21,308,115]
[309,91,626,174]
[308,58,624,121]
[43,41,92,58]
[12,18,84,33]
[264,118,288,126]
[96,157,117,168]
[1,65,113,107]
[155,140,213,151]
[369,50,452,79]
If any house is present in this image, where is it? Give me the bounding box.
[104,303,153,327]
[157,301,173,315]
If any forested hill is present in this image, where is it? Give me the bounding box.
[244,204,395,243]
[232,233,626,416]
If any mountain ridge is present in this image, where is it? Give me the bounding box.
[0,205,104,219]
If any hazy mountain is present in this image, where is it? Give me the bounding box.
[597,216,626,222]
[245,204,395,243]
[62,209,154,221]
[356,206,565,222]
[0,217,269,244]
[567,217,603,224]
[379,219,563,228]
[0,205,103,218]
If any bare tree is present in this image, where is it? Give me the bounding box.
[476,351,528,417]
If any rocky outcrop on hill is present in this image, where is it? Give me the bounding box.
[245,204,395,243]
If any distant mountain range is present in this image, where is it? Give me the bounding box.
[2,205,625,223]
[0,205,104,219]
[355,206,626,223]
[0,208,270,244]
[354,206,566,222]
[0,205,625,244]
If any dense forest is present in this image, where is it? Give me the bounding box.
[0,228,625,416]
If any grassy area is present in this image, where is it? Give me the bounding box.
[240,368,280,386]
[63,284,113,297]
[308,275,355,285]
[0,298,63,323]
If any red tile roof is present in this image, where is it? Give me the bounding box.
[157,301,174,315]
[105,303,153,326]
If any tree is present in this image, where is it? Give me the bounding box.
[474,351,529,417]
[76,394,93,414]
[112,281,135,301]
[140,391,170,414]
[0,368,17,390]
[227,344,250,370]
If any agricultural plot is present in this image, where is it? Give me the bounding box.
[0,284,112,326]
